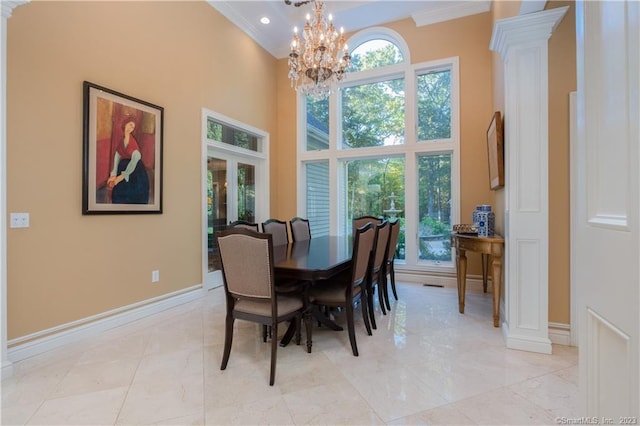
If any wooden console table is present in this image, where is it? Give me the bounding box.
[450,233,505,327]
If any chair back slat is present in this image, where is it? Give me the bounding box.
[386,219,401,262]
[262,219,289,246]
[352,223,376,286]
[353,215,382,235]
[372,221,390,273]
[290,217,311,242]
[229,220,259,231]
[217,229,273,299]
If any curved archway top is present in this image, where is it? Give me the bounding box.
[347,26,411,66]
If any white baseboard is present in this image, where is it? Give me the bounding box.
[7,285,206,365]
[1,359,14,380]
[396,270,488,293]
[549,322,572,346]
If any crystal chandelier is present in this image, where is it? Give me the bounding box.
[287,1,351,100]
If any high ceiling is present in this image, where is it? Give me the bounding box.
[207,1,493,59]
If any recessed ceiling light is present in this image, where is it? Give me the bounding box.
[260,16,270,25]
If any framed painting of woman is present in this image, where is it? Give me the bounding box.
[82,81,163,214]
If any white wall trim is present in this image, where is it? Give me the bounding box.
[6,285,205,365]
[0,0,31,381]
[412,1,491,28]
[1,0,28,18]
[549,322,572,346]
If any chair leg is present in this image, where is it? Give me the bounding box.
[367,285,377,330]
[377,281,387,315]
[305,310,313,353]
[269,324,278,386]
[390,263,398,300]
[220,315,234,370]
[262,325,268,342]
[360,291,372,336]
[345,303,358,356]
[295,314,302,345]
[382,273,391,311]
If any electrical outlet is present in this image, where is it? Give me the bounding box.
[151,270,160,283]
[10,213,29,228]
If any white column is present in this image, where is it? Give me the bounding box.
[490,6,568,354]
[1,0,29,380]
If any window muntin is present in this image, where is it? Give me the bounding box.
[349,39,404,72]
[417,69,452,141]
[342,78,405,149]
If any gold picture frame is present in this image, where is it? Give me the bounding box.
[486,111,504,190]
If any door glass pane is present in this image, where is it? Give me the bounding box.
[343,157,405,259]
[417,69,451,141]
[237,163,255,222]
[305,161,330,237]
[418,153,452,263]
[342,78,405,149]
[207,157,228,273]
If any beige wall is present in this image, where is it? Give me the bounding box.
[6,1,277,339]
[489,0,575,324]
[547,1,575,324]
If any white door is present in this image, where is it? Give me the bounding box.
[575,0,639,416]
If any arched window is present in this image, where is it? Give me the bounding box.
[349,39,404,72]
[298,27,460,273]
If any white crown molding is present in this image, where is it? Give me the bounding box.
[519,0,547,16]
[412,1,492,28]
[1,0,29,19]
[490,6,569,57]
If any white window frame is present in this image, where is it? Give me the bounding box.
[297,29,460,274]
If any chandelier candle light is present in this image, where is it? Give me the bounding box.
[288,1,351,100]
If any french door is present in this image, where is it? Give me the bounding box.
[202,110,269,289]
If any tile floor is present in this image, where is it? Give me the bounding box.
[1,283,578,425]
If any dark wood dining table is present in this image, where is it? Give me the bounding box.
[272,235,353,352]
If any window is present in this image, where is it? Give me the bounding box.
[342,78,405,149]
[299,29,459,273]
[207,118,259,152]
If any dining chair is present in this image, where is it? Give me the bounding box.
[353,215,382,235]
[307,222,376,356]
[290,217,311,242]
[382,219,401,309]
[262,219,289,246]
[228,220,260,231]
[367,220,390,330]
[216,228,305,386]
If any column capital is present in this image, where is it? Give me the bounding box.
[490,6,569,58]
[1,1,29,19]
